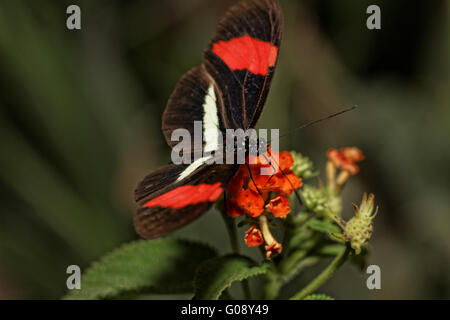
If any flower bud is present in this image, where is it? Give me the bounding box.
[344,193,378,254]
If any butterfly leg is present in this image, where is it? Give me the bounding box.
[245,162,263,197]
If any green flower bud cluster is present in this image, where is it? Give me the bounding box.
[300,185,328,215]
[344,193,377,255]
[300,184,342,221]
[290,151,318,180]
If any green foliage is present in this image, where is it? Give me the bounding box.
[315,244,345,256]
[306,218,341,235]
[0,0,136,297]
[193,254,269,300]
[64,238,217,300]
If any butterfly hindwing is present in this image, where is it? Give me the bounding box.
[134,163,238,239]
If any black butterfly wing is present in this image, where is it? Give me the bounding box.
[138,64,231,240]
[134,163,238,239]
[162,65,228,153]
[162,0,283,146]
[204,0,283,129]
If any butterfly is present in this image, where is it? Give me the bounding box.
[134,0,283,239]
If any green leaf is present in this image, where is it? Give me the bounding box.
[306,218,340,234]
[63,238,217,300]
[303,293,335,300]
[315,244,345,256]
[283,256,321,284]
[193,254,269,300]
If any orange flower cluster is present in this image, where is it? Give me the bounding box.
[225,149,302,252]
[327,147,365,175]
[226,149,302,220]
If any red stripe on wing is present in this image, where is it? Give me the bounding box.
[143,182,223,209]
[212,35,278,76]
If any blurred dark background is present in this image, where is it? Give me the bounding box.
[0,0,449,299]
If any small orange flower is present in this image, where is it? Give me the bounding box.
[244,225,264,247]
[247,146,273,168]
[248,173,280,194]
[265,242,283,260]
[341,160,359,175]
[327,148,344,167]
[265,196,290,218]
[226,198,245,218]
[327,147,364,175]
[278,151,294,171]
[235,189,265,217]
[278,171,303,195]
[341,147,364,163]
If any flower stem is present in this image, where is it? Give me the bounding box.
[220,208,239,253]
[336,170,351,192]
[289,244,351,300]
[259,215,275,245]
[219,207,252,299]
[263,272,282,300]
[326,161,336,190]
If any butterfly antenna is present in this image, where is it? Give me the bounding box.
[245,162,264,197]
[277,106,357,141]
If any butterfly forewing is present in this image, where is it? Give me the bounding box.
[204,0,282,129]
[162,65,227,153]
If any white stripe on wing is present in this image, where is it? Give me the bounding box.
[176,84,220,183]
